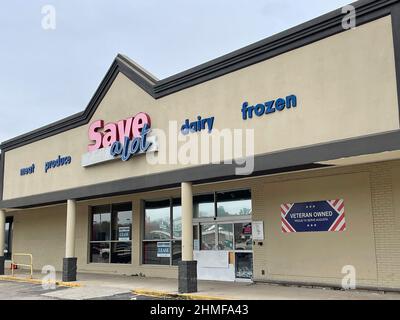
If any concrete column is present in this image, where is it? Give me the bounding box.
[181,182,193,261]
[63,200,77,282]
[178,182,197,293]
[65,199,76,258]
[0,209,5,275]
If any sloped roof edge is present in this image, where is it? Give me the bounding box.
[0,0,396,151]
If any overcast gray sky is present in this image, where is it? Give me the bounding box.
[0,0,350,142]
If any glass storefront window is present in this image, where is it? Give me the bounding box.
[194,194,215,218]
[90,203,132,264]
[172,199,182,239]
[142,241,170,265]
[142,190,252,265]
[235,252,253,279]
[144,200,171,240]
[111,203,132,241]
[4,217,12,260]
[111,242,131,264]
[201,223,216,250]
[92,205,111,241]
[192,189,253,280]
[193,225,199,250]
[218,224,234,250]
[4,223,9,255]
[90,242,110,263]
[143,199,182,266]
[216,190,252,217]
[172,241,182,266]
[234,223,253,250]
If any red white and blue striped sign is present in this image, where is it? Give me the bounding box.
[281,199,346,233]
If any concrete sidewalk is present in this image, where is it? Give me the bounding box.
[3,269,400,300]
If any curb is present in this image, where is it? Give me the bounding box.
[0,275,82,288]
[132,289,234,300]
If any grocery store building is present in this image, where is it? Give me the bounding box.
[2,0,400,292]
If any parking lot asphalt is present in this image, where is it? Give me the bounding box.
[0,281,63,300]
[0,281,162,300]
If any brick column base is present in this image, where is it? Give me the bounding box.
[62,257,77,282]
[178,260,197,293]
[0,256,4,275]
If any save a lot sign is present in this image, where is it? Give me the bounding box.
[281,199,346,233]
[82,112,158,167]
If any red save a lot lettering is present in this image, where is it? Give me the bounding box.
[88,112,151,152]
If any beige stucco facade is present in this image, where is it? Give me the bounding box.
[2,8,400,291]
[2,16,399,200]
[5,159,400,288]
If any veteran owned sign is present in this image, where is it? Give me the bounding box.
[281,199,346,233]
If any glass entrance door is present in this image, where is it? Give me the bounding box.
[192,189,253,281]
[235,252,253,279]
[233,222,253,280]
[4,217,13,260]
[195,221,253,280]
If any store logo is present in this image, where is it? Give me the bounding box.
[82,112,157,167]
[88,112,151,151]
[109,124,152,161]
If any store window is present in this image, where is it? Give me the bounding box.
[193,194,215,218]
[4,217,13,260]
[218,223,234,250]
[216,190,252,217]
[234,222,252,250]
[172,198,182,239]
[235,252,253,279]
[143,199,182,265]
[193,190,251,220]
[90,203,132,264]
[200,224,216,250]
[193,189,253,279]
[144,199,170,240]
[193,225,199,250]
[194,190,252,250]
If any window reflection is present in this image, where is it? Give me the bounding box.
[90,242,110,263]
[235,252,253,279]
[4,223,9,255]
[90,203,132,264]
[4,218,12,260]
[142,241,170,265]
[172,199,182,239]
[143,199,182,266]
[172,241,182,266]
[234,223,252,250]
[201,224,216,250]
[92,206,111,241]
[111,242,131,264]
[216,190,252,217]
[111,203,132,241]
[194,194,214,218]
[144,200,171,240]
[193,225,199,251]
[218,224,234,250]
